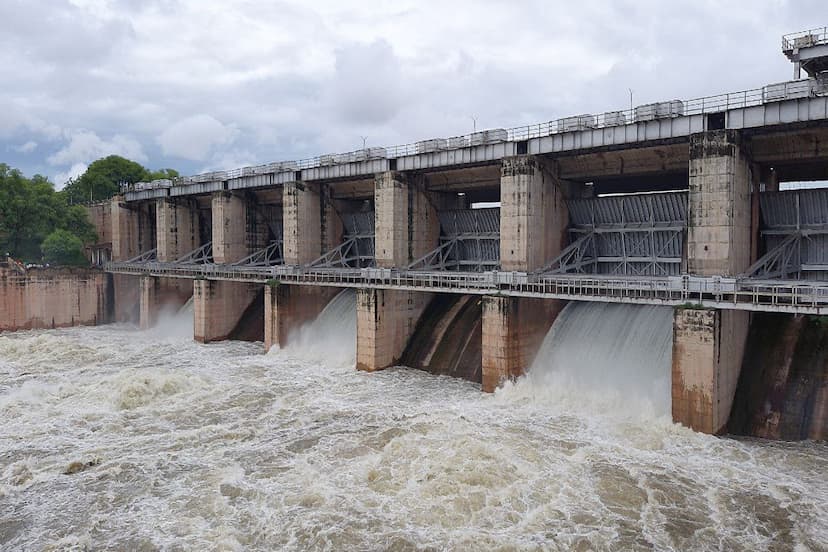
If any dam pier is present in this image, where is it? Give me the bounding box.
[80,30,828,435]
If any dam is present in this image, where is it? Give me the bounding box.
[1,27,828,550]
[10,29,828,437]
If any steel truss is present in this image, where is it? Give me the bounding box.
[408,233,500,272]
[309,234,375,268]
[125,248,157,263]
[174,242,213,265]
[232,241,283,267]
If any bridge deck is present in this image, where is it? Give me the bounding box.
[105,262,828,315]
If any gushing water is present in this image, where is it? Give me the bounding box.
[0,308,826,550]
[522,303,674,419]
[283,289,357,364]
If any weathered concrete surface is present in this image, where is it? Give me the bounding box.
[729,314,828,440]
[283,182,343,265]
[139,276,193,330]
[193,279,260,343]
[672,308,749,434]
[356,288,431,371]
[401,294,483,383]
[156,198,200,262]
[264,284,341,351]
[481,296,561,392]
[111,196,155,261]
[500,156,569,271]
[85,201,112,246]
[687,131,753,276]
[0,267,110,332]
[211,192,247,264]
[374,172,440,268]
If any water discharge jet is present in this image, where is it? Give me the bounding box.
[517,302,674,419]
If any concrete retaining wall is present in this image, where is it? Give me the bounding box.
[0,267,110,332]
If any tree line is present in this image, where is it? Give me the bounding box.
[1,156,178,266]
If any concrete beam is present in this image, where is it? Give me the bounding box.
[672,308,749,434]
[500,156,569,271]
[156,198,200,262]
[356,288,431,371]
[374,172,440,268]
[480,296,560,392]
[193,279,259,343]
[264,284,340,351]
[687,130,754,276]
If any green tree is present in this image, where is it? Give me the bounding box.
[41,229,87,266]
[63,155,150,203]
[0,164,97,264]
[147,168,179,180]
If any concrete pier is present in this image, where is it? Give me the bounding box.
[672,308,750,434]
[211,192,248,263]
[374,172,440,267]
[500,156,569,271]
[156,198,199,262]
[193,279,259,343]
[356,288,431,372]
[480,296,560,392]
[672,130,753,432]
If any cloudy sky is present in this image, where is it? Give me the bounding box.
[1,0,824,187]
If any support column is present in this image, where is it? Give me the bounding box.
[110,196,144,261]
[264,284,340,351]
[500,156,569,271]
[481,296,560,392]
[672,308,750,434]
[356,288,431,371]
[211,192,247,264]
[687,130,753,276]
[374,172,439,267]
[156,198,199,262]
[193,279,259,343]
[139,276,159,330]
[283,182,322,265]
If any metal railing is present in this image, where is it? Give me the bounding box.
[119,74,828,196]
[783,27,828,52]
[104,261,828,314]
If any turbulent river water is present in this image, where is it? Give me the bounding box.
[1,299,827,551]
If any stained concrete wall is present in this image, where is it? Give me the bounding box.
[85,201,112,246]
[356,288,431,371]
[211,192,247,264]
[671,308,749,434]
[500,156,569,271]
[480,295,561,392]
[0,267,110,332]
[282,182,343,265]
[374,172,440,267]
[193,279,259,343]
[156,198,200,262]
[687,130,753,276]
[111,197,155,261]
[264,284,341,351]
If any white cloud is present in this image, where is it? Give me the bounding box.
[47,129,147,166]
[14,141,37,153]
[0,0,825,179]
[157,114,239,161]
[53,162,88,190]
